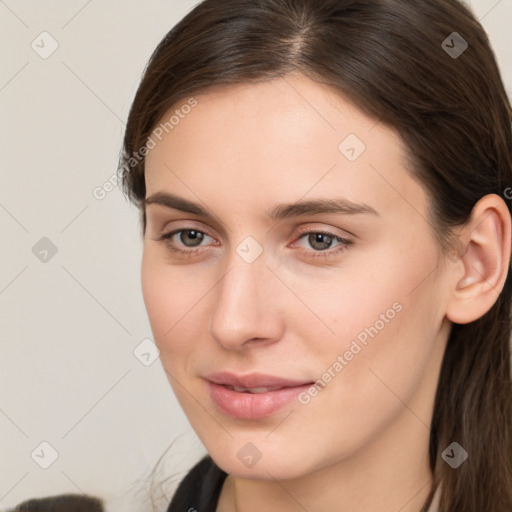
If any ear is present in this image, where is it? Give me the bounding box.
[445,194,511,325]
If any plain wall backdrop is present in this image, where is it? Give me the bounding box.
[0,1,511,511]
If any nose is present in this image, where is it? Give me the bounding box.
[208,249,284,351]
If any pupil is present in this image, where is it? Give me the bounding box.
[182,230,203,246]
[310,233,332,250]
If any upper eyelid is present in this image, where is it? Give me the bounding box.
[146,208,358,237]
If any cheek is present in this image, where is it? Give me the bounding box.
[288,298,439,469]
[295,246,443,425]
[141,249,203,356]
[280,261,405,357]
[140,254,170,341]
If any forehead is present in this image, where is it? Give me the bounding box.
[143,74,425,222]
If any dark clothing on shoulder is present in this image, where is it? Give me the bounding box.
[167,455,228,512]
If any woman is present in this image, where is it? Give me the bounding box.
[118,0,512,510]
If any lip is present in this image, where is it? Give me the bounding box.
[205,371,313,389]
[205,372,314,420]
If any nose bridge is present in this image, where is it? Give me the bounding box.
[208,241,281,349]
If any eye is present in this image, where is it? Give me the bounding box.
[155,227,352,259]
[157,228,215,255]
[293,230,352,259]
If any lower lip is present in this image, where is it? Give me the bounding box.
[207,381,312,420]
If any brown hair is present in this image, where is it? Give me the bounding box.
[118,0,512,509]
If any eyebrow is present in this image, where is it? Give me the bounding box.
[144,191,379,222]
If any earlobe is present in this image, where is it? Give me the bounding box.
[446,194,511,325]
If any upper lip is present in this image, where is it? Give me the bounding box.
[205,371,314,388]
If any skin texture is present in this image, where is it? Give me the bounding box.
[141,74,511,512]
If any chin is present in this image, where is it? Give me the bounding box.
[206,439,316,481]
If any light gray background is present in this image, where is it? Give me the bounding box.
[0,1,511,511]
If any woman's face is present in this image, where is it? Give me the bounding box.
[142,74,453,479]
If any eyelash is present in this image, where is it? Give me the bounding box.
[156,227,353,260]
